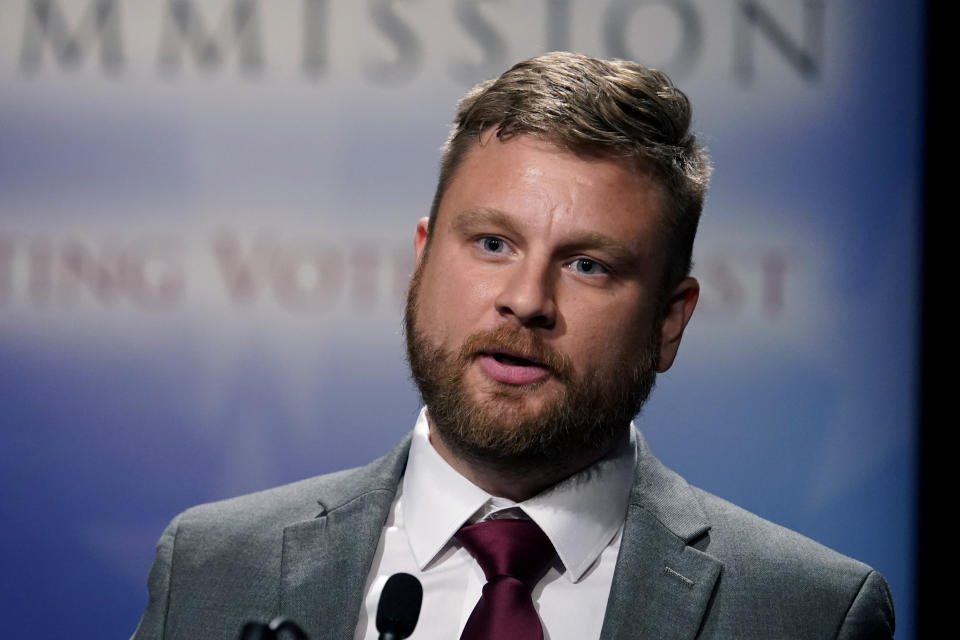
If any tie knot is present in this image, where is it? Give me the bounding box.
[456,519,556,587]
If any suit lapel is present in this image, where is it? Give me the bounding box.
[599,433,722,640]
[279,436,411,640]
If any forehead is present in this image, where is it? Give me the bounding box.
[437,134,666,250]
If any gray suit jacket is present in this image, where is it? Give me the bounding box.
[131,432,894,639]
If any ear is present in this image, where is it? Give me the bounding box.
[657,277,699,372]
[414,217,430,268]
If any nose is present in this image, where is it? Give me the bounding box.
[494,259,557,329]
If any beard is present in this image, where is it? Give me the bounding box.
[404,261,661,473]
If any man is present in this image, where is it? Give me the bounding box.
[132,52,894,639]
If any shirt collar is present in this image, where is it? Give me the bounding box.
[402,407,637,582]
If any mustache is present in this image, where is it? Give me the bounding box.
[458,325,574,383]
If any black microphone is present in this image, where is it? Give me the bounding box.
[268,617,311,640]
[238,622,274,640]
[238,616,310,640]
[376,573,423,640]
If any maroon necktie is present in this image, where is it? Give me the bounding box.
[455,519,557,640]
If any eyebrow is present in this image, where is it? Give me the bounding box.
[451,207,521,237]
[450,206,646,272]
[561,231,645,272]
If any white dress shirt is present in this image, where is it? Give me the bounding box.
[354,408,637,640]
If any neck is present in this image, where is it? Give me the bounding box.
[426,419,615,502]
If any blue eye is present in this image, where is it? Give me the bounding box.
[573,258,606,275]
[480,237,506,253]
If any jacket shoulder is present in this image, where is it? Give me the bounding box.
[690,487,894,638]
[693,487,871,579]
[132,435,411,640]
[176,433,411,535]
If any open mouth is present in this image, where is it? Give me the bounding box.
[491,352,539,367]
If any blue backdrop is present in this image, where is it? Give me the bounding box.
[0,1,922,637]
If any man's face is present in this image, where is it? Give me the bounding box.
[406,134,697,471]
